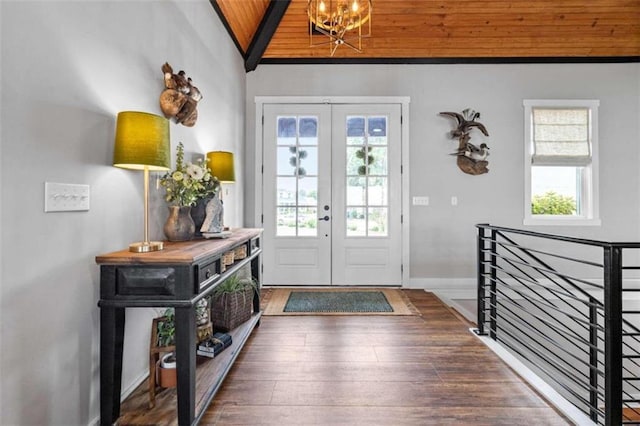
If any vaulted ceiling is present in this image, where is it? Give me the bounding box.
[210,0,640,72]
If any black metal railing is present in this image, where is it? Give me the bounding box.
[476,224,640,425]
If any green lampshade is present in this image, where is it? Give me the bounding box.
[207,151,236,183]
[113,111,171,171]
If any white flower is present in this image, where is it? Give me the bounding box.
[186,163,205,180]
[172,171,184,181]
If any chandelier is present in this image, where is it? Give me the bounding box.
[307,0,372,56]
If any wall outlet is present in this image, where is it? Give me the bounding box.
[451,196,458,206]
[412,196,429,206]
[44,182,90,212]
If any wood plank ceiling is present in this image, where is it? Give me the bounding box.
[211,0,640,71]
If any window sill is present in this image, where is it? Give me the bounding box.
[523,217,601,227]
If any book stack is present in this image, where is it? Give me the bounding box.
[196,332,232,358]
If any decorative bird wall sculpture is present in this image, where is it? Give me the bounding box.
[159,63,202,127]
[450,142,490,162]
[440,109,489,138]
[440,108,490,175]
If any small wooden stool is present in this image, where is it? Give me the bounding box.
[148,317,213,408]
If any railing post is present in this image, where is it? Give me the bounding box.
[604,245,623,426]
[477,224,488,335]
[489,228,498,340]
[589,298,598,423]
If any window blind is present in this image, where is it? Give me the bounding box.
[532,107,591,166]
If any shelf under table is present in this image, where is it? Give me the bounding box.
[117,313,261,425]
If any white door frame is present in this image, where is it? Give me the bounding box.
[254,96,411,286]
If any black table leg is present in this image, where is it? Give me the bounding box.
[175,306,196,425]
[100,307,125,425]
[251,254,261,322]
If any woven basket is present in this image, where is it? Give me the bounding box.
[210,286,253,331]
[222,251,235,266]
[221,251,234,272]
[233,245,247,260]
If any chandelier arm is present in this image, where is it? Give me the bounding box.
[339,39,363,53]
[307,0,372,55]
[310,38,341,48]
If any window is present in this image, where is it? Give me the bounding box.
[523,100,600,226]
[275,115,320,236]
[345,115,389,237]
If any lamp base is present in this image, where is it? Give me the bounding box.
[129,241,164,253]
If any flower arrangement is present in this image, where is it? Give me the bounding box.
[160,142,219,207]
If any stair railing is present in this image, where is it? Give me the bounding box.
[476,224,640,425]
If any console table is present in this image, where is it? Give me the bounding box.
[96,228,262,425]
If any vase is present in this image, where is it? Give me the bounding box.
[163,205,195,241]
[157,352,177,388]
[191,196,212,237]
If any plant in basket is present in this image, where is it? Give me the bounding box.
[210,274,257,332]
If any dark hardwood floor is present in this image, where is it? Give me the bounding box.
[199,290,570,425]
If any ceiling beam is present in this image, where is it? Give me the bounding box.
[260,56,640,65]
[244,0,291,72]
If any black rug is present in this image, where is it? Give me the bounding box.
[283,290,393,313]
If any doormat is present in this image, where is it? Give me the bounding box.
[262,288,419,316]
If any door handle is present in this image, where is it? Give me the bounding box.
[318,215,330,221]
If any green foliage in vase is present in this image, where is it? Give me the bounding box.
[532,191,576,215]
[160,142,219,206]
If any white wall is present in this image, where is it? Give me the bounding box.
[245,63,640,293]
[0,1,245,424]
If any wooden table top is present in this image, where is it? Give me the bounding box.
[95,228,262,265]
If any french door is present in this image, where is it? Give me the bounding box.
[262,103,402,286]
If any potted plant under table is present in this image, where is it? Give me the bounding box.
[210,274,257,332]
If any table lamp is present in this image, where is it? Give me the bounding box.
[206,151,235,229]
[113,111,171,252]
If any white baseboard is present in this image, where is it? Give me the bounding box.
[439,295,477,323]
[88,370,150,426]
[405,278,476,299]
[472,329,595,426]
[121,370,150,401]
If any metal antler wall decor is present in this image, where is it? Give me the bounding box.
[439,108,490,175]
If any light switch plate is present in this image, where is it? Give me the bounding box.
[44,182,90,212]
[412,196,429,206]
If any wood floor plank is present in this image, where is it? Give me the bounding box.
[201,404,569,425]
[237,345,380,363]
[434,362,524,383]
[268,380,552,408]
[243,331,307,346]
[226,361,441,382]
[303,331,479,346]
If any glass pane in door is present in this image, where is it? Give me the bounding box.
[345,115,389,237]
[275,115,319,237]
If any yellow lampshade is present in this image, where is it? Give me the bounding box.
[113,111,170,171]
[207,151,236,183]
